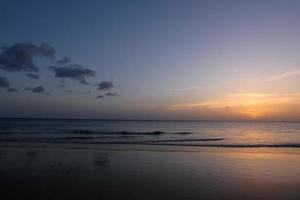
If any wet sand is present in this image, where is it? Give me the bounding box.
[0,143,300,200]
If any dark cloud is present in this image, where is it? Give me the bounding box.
[39,43,56,58]
[26,73,40,80]
[53,65,95,84]
[98,81,114,90]
[57,56,71,64]
[7,88,18,92]
[0,76,10,88]
[66,89,72,93]
[106,92,120,97]
[24,87,32,91]
[97,95,104,99]
[0,42,55,72]
[32,86,46,94]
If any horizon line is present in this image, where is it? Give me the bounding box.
[0,117,299,123]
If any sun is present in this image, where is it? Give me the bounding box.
[240,105,263,119]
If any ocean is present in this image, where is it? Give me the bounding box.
[1,118,300,148]
[1,118,300,200]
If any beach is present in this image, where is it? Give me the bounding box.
[1,119,300,199]
[2,1,300,199]
[1,142,300,200]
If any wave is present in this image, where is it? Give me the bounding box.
[70,130,193,135]
[63,135,135,140]
[0,137,222,143]
[0,130,193,135]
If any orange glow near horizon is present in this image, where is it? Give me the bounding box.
[167,93,300,120]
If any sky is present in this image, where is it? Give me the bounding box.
[0,0,300,121]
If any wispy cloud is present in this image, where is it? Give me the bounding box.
[268,69,300,81]
[106,92,120,97]
[167,101,221,111]
[171,87,197,92]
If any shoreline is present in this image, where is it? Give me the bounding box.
[1,140,300,149]
[2,141,300,154]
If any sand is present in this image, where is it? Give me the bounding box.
[0,143,300,200]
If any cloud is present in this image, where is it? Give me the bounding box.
[268,69,300,81]
[0,76,10,88]
[0,42,55,72]
[26,73,40,80]
[106,92,119,97]
[98,81,114,90]
[24,87,32,91]
[229,93,272,98]
[66,89,72,93]
[39,43,56,58]
[53,64,95,84]
[97,95,104,99]
[171,87,197,92]
[57,56,71,64]
[32,86,46,94]
[7,88,18,92]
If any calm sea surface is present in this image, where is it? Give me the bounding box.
[1,118,300,147]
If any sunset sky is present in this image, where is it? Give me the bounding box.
[1,0,300,120]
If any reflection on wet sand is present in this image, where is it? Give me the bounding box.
[94,152,110,167]
[26,150,37,157]
[0,146,299,200]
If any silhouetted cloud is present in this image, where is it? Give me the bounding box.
[32,86,46,93]
[97,95,103,99]
[39,43,56,58]
[27,73,40,80]
[0,42,55,72]
[53,64,95,84]
[7,88,18,92]
[106,92,120,97]
[0,76,10,88]
[98,81,114,90]
[57,56,71,64]
[24,87,32,91]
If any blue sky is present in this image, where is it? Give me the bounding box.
[1,0,300,120]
